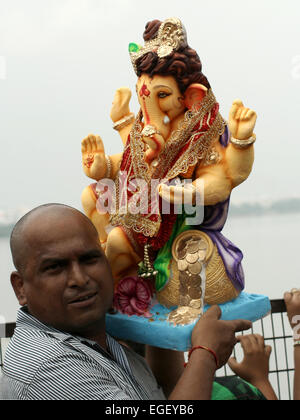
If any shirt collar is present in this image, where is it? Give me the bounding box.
[16,306,66,337]
[16,306,109,349]
[15,307,141,397]
[16,307,127,365]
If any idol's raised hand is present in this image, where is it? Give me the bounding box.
[229,99,257,140]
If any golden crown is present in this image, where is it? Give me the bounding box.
[129,17,188,74]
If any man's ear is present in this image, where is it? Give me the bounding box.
[11,271,27,306]
[183,84,208,111]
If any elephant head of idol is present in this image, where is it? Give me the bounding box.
[129,18,211,166]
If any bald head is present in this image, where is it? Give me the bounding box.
[10,204,98,274]
[10,203,114,337]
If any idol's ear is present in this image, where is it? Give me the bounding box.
[183,84,208,111]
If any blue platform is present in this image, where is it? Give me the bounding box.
[106,292,271,351]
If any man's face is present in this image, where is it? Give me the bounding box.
[13,211,114,336]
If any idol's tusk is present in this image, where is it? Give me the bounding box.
[163,115,170,125]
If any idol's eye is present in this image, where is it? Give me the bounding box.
[158,91,171,99]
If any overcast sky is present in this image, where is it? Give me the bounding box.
[0,0,300,214]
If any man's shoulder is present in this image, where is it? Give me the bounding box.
[3,325,79,383]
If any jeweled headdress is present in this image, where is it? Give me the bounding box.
[129,17,188,74]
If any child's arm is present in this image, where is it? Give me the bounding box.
[228,334,278,400]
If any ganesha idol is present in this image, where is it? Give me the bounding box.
[80,18,268,335]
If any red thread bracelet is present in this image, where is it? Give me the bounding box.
[184,345,219,369]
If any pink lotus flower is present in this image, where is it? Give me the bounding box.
[113,276,152,318]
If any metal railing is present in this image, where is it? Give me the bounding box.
[216,299,294,400]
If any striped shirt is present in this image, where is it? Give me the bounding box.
[0,307,165,400]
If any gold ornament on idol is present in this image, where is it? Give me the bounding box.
[113,113,135,131]
[104,155,112,179]
[129,18,188,74]
[230,134,256,149]
[157,230,239,325]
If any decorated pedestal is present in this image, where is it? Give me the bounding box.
[106,292,271,352]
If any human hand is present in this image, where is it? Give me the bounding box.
[191,306,252,369]
[110,87,132,123]
[228,334,272,386]
[284,289,300,337]
[81,134,106,181]
[228,99,257,140]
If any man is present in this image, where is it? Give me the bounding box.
[1,204,263,400]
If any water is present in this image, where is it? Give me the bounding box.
[0,238,17,323]
[222,212,300,299]
[1,212,299,323]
